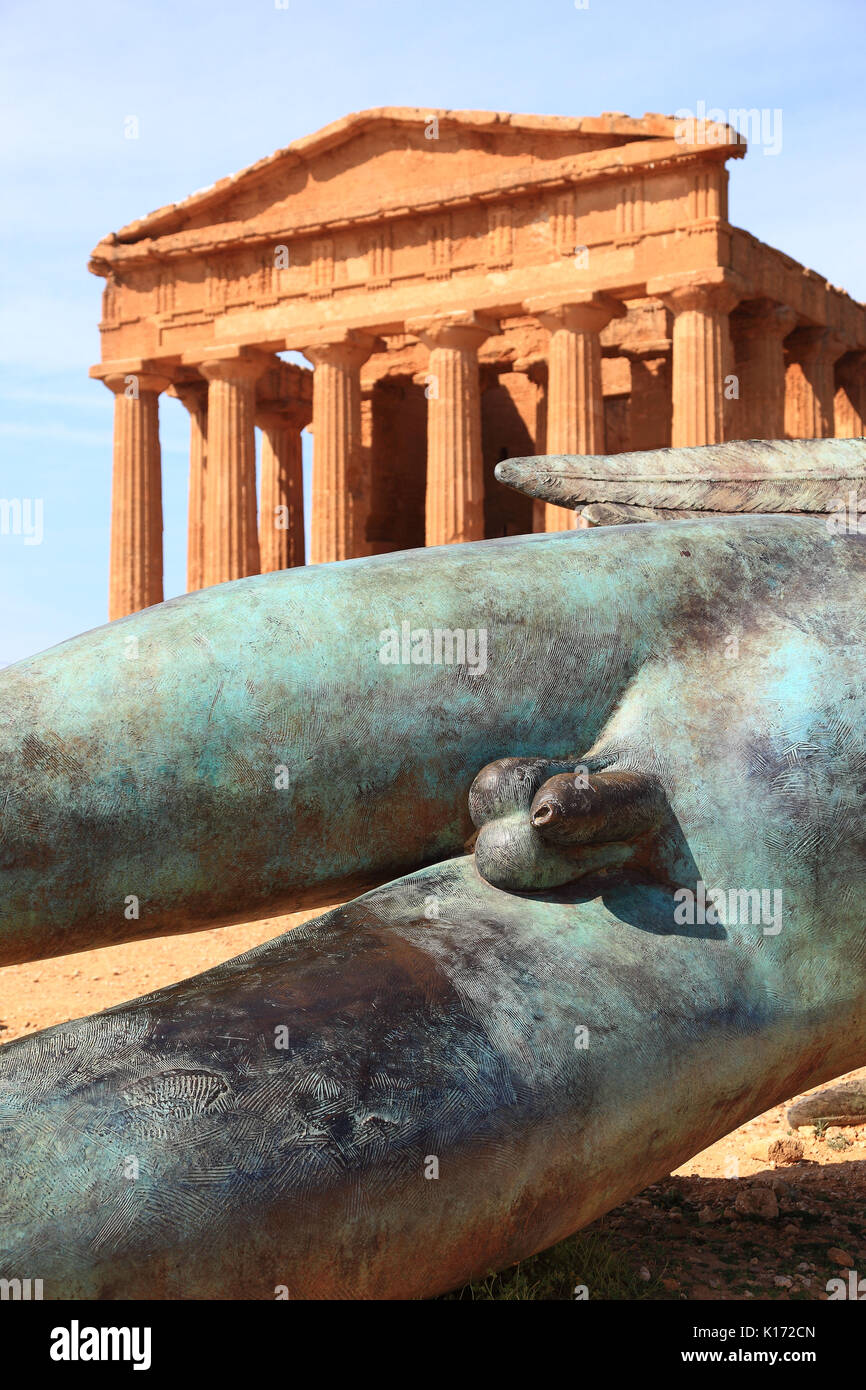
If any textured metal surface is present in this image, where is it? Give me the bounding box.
[581,501,714,526]
[1,512,866,1297]
[0,521,652,963]
[496,436,866,513]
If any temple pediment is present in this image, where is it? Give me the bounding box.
[90,107,741,269]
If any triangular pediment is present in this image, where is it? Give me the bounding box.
[93,107,732,260]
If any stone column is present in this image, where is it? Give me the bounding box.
[648,270,747,447]
[103,369,169,621]
[407,312,496,547]
[510,355,548,532]
[622,342,672,452]
[728,300,797,440]
[198,354,266,587]
[304,333,377,564]
[835,352,866,438]
[258,406,307,570]
[525,293,626,531]
[784,328,848,438]
[172,381,209,593]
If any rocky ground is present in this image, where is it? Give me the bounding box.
[597,1086,866,1300]
[1,912,864,1301]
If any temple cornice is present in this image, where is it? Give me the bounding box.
[92,107,743,251]
[88,135,744,277]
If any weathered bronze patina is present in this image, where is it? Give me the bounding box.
[497,436,866,523]
[0,439,865,1298]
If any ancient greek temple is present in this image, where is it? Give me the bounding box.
[89,108,866,619]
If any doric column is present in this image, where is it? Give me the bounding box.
[728,300,797,440]
[197,353,267,587]
[784,328,848,438]
[102,369,169,621]
[526,293,626,531]
[622,341,672,452]
[648,270,747,447]
[510,355,548,532]
[304,332,377,564]
[835,352,866,438]
[171,381,209,593]
[257,405,308,571]
[407,312,496,547]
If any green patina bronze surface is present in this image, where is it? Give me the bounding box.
[1,479,865,1296]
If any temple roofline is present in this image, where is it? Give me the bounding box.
[90,107,745,258]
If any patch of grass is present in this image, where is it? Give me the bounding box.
[813,1119,829,1139]
[438,1231,660,1301]
[826,1134,851,1151]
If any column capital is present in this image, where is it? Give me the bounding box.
[302,330,382,369]
[98,368,172,396]
[406,311,498,350]
[524,291,626,335]
[167,379,209,411]
[511,353,548,384]
[733,299,798,341]
[837,349,866,384]
[256,408,289,433]
[91,359,172,395]
[620,337,671,363]
[194,349,273,384]
[647,268,750,317]
[785,325,848,365]
[256,403,311,432]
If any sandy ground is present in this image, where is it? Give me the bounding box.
[1,914,864,1299]
[0,908,326,1043]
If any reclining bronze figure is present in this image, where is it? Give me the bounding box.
[0,437,864,1299]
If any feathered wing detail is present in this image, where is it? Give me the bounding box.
[495,437,866,514]
[580,502,708,526]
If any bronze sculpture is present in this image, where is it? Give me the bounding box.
[0,438,864,1298]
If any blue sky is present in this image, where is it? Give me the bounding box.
[2,0,864,666]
